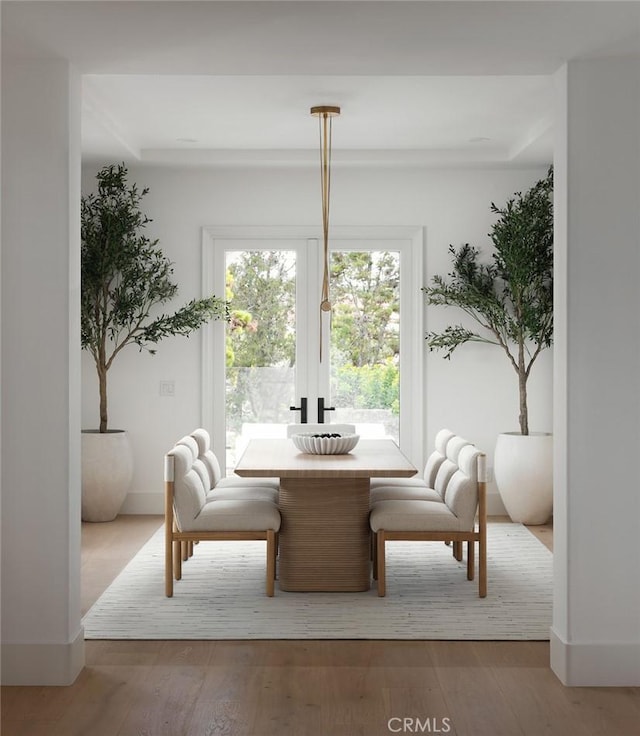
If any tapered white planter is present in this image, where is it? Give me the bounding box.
[81,430,133,522]
[494,432,553,525]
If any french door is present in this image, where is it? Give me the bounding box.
[202,227,424,473]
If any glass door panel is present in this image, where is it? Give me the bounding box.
[328,249,400,443]
[224,249,297,469]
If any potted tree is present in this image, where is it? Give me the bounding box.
[423,168,553,523]
[81,163,227,521]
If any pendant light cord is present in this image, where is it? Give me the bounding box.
[318,111,333,361]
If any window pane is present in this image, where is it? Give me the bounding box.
[225,250,296,468]
[329,250,400,442]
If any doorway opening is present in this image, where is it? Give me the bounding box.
[202,226,424,474]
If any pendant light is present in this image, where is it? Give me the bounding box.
[310,105,340,360]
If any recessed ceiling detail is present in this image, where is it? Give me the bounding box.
[6,1,639,168]
[81,74,554,167]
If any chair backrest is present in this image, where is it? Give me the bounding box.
[286,423,356,438]
[167,443,208,530]
[444,444,481,530]
[422,428,455,486]
[176,434,212,491]
[446,435,471,464]
[176,434,198,459]
[433,434,470,498]
[190,427,222,488]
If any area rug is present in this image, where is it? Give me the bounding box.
[83,523,552,640]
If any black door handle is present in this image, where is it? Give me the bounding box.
[317,396,335,423]
[289,397,308,423]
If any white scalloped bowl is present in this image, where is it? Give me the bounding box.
[291,433,360,455]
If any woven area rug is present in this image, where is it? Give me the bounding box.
[83,523,552,640]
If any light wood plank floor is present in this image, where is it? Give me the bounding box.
[3,516,639,736]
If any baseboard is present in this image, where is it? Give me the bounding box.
[121,491,164,514]
[550,627,640,686]
[1,627,85,685]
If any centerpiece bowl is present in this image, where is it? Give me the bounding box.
[291,432,360,455]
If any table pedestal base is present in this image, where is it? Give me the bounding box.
[278,477,371,592]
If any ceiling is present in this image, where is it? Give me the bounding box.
[4,1,640,167]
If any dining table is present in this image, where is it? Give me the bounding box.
[234,437,418,592]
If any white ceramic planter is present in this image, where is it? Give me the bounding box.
[494,432,553,525]
[81,430,133,522]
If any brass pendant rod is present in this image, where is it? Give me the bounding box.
[319,111,332,313]
[311,105,340,362]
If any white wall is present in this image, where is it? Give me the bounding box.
[80,163,551,513]
[2,58,84,685]
[551,59,640,686]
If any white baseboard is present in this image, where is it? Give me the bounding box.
[1,627,85,685]
[551,628,640,686]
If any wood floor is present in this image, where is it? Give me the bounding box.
[2,516,639,736]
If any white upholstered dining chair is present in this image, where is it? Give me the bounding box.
[176,430,279,561]
[188,428,279,495]
[370,443,487,598]
[369,428,457,500]
[164,443,280,597]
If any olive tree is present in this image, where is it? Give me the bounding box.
[81,164,228,432]
[423,168,553,435]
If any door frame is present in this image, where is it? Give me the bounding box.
[201,226,425,471]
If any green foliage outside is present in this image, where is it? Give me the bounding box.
[332,362,400,414]
[225,252,296,430]
[225,251,295,368]
[330,251,399,367]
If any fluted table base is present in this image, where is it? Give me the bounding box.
[277,477,371,592]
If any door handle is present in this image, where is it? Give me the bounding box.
[317,396,335,423]
[289,397,308,423]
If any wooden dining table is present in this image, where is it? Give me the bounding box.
[234,437,417,592]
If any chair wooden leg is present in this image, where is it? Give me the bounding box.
[372,531,378,580]
[478,474,487,597]
[165,526,174,597]
[165,475,175,597]
[173,539,182,580]
[376,531,386,597]
[181,541,189,561]
[479,532,487,598]
[188,541,194,557]
[453,540,463,561]
[467,539,475,580]
[266,529,276,597]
